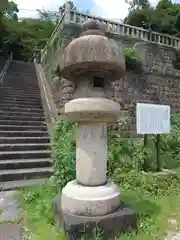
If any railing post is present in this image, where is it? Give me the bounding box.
[39,8,180,57]
[64,2,71,23]
[0,53,12,87]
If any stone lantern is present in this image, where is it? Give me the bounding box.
[53,20,138,238]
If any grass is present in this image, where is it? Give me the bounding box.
[19,180,66,240]
[120,189,180,239]
[19,171,180,240]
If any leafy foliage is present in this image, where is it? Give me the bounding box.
[37,9,59,23]
[0,1,56,60]
[59,1,76,14]
[4,1,19,20]
[51,113,180,183]
[0,0,79,61]
[21,113,180,239]
[124,47,142,71]
[125,0,150,11]
[51,120,76,189]
[125,0,180,37]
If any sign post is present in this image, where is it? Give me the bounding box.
[156,134,160,171]
[136,103,170,172]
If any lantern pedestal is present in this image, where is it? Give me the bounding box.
[53,19,138,239]
[53,98,138,238]
[53,196,137,239]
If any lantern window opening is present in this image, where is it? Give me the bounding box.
[92,76,105,88]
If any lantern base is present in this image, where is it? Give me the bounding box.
[53,195,138,239]
[60,180,120,216]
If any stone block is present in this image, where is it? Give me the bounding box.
[53,195,138,240]
[0,224,23,240]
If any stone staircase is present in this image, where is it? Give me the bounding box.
[0,60,53,190]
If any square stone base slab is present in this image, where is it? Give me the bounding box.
[0,224,24,240]
[53,195,138,239]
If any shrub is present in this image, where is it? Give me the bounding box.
[52,118,145,185]
[157,113,180,169]
[51,120,76,189]
[112,168,180,196]
[124,47,142,71]
[51,113,180,188]
[21,113,180,239]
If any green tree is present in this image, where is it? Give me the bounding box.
[37,9,59,23]
[125,0,150,11]
[4,17,55,60]
[4,1,19,20]
[125,0,180,37]
[0,1,78,60]
[59,1,76,16]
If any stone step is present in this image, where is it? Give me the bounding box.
[0,101,43,108]
[0,120,46,126]
[1,84,39,89]
[8,70,35,74]
[1,90,41,98]
[0,94,42,101]
[0,88,41,95]
[0,143,50,151]
[1,87,40,93]
[1,86,40,93]
[6,74,36,77]
[0,107,44,113]
[0,125,47,131]
[6,71,36,75]
[0,111,45,117]
[0,150,51,160]
[0,97,43,104]
[0,167,53,182]
[6,77,37,81]
[0,115,45,121]
[0,158,52,169]
[5,73,36,77]
[0,131,48,137]
[3,79,38,84]
[1,178,48,190]
[0,224,22,240]
[3,84,39,89]
[0,136,50,144]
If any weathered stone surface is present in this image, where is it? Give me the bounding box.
[60,181,120,216]
[53,195,138,239]
[42,20,180,130]
[65,98,120,123]
[53,18,139,239]
[41,11,180,132]
[0,191,23,239]
[76,123,107,185]
[0,224,23,240]
[61,20,125,82]
[0,191,20,223]
[165,219,180,240]
[166,233,180,240]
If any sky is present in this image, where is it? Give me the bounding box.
[14,0,160,20]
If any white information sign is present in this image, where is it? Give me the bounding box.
[136,103,170,134]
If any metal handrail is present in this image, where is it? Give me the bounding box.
[0,52,13,86]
